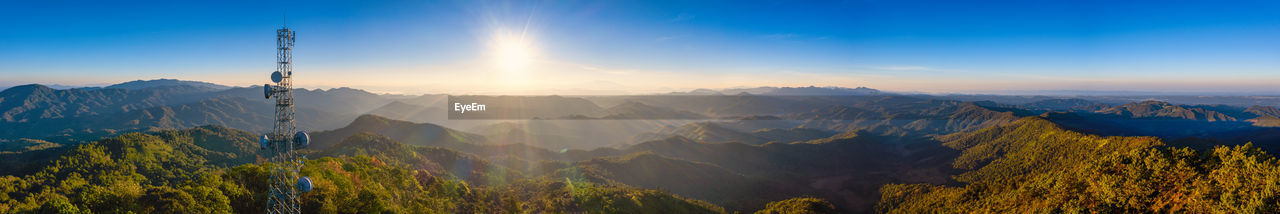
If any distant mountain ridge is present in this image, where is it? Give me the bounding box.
[308,114,487,150]
[105,79,231,91]
[672,86,881,96]
[0,84,183,122]
[1096,100,1237,121]
[212,85,395,114]
[1020,98,1111,111]
[0,95,352,140]
[365,101,446,122]
[0,80,398,143]
[788,99,1025,136]
[446,95,604,119]
[640,122,836,145]
[590,101,708,119]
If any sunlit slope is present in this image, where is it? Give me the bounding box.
[880,116,1280,213]
[311,132,727,213]
[320,132,522,186]
[0,125,726,213]
[0,127,262,212]
[939,117,1162,184]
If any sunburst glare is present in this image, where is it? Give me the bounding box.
[489,29,536,73]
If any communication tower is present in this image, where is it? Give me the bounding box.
[261,25,312,214]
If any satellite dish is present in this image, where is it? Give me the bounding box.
[293,131,310,148]
[297,176,313,193]
[271,71,283,83]
[263,84,274,99]
[260,135,270,149]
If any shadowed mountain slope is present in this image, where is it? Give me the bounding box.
[641,122,837,145]
[106,79,231,91]
[791,100,1024,136]
[308,114,486,150]
[1096,100,1236,121]
[1020,98,1111,111]
[0,96,351,141]
[591,101,708,119]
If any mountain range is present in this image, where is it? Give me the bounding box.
[105,78,233,91]
[8,79,1280,213]
[668,86,882,96]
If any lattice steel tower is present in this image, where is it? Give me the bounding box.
[262,26,310,214]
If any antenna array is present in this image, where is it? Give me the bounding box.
[262,26,311,214]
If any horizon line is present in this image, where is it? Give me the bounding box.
[7,79,1280,97]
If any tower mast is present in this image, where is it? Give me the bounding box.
[263,23,309,214]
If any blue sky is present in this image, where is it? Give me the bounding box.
[2,0,1279,94]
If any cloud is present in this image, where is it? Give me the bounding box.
[670,13,696,22]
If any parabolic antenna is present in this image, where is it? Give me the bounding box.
[271,71,283,83]
[263,84,273,99]
[297,177,313,193]
[260,135,270,149]
[293,131,310,148]
[265,26,304,214]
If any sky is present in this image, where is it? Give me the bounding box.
[2,0,1279,95]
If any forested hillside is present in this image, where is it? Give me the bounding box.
[879,117,1280,213]
[8,81,1280,213]
[0,126,728,213]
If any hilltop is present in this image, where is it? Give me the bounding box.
[880,116,1280,213]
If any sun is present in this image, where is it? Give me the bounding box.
[490,32,535,72]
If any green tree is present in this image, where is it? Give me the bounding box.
[755,197,837,214]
